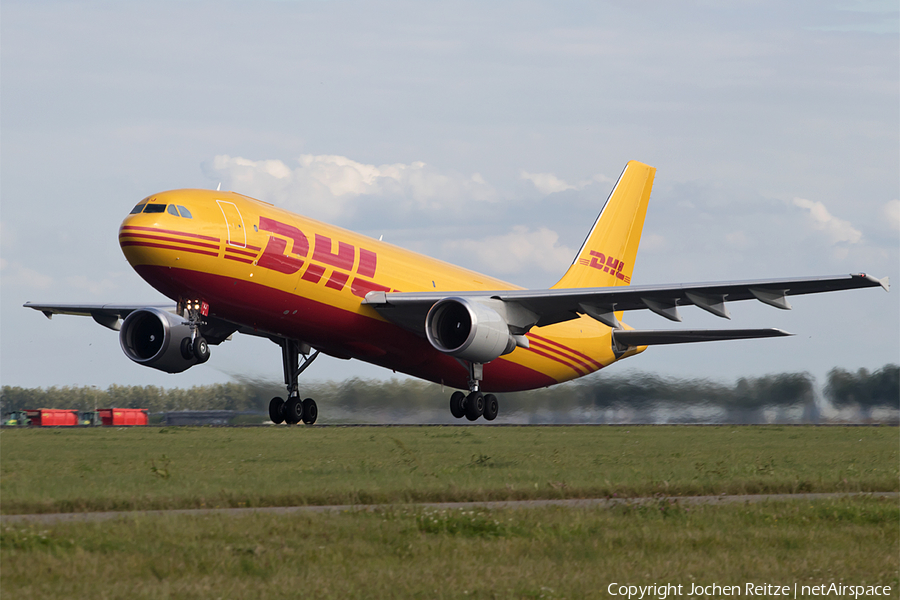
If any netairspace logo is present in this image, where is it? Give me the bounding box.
[606,582,894,599]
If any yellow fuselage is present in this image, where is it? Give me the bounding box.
[120,189,639,391]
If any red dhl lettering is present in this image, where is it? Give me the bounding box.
[258,217,308,274]
[301,263,326,283]
[258,236,304,274]
[350,277,390,298]
[588,250,628,281]
[325,270,350,290]
[358,248,377,278]
[313,234,354,270]
[255,218,388,297]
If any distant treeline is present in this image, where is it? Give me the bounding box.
[2,364,896,423]
[824,365,900,419]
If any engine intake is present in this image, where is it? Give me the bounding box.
[119,308,196,373]
[425,297,516,363]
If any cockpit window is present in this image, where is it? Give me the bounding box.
[128,201,192,218]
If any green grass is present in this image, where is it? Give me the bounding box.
[2,498,897,599]
[1,426,897,514]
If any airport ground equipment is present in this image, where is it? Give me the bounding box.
[2,410,31,426]
[22,409,79,426]
[97,408,149,426]
[2,408,149,426]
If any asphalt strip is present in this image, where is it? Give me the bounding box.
[2,492,897,525]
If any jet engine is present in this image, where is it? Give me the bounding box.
[119,307,197,373]
[425,297,517,363]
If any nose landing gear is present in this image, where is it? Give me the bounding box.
[178,299,211,364]
[447,362,499,422]
[269,338,320,425]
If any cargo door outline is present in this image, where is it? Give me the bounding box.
[217,200,247,248]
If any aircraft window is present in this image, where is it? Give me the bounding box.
[129,203,146,214]
[167,205,180,216]
[143,204,167,214]
[177,205,193,219]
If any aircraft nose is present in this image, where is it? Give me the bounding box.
[118,197,178,265]
[118,192,222,271]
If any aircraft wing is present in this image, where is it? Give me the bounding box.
[23,303,175,331]
[364,272,889,337]
[24,302,272,343]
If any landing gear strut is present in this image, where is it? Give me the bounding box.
[269,339,319,425]
[447,361,499,422]
[178,299,210,364]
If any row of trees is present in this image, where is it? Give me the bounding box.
[825,365,900,420]
[2,364,896,423]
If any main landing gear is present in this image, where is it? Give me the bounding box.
[448,362,499,422]
[268,339,320,425]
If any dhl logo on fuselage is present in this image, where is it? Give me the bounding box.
[578,250,631,284]
[253,216,391,298]
[120,217,392,299]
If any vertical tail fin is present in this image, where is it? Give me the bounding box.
[551,160,655,289]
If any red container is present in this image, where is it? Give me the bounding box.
[97,408,149,426]
[23,409,79,426]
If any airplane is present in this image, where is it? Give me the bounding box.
[25,160,889,424]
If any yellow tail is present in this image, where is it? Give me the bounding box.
[552,160,655,289]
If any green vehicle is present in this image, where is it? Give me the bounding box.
[79,411,101,426]
[2,411,31,426]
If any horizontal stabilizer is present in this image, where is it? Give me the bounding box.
[612,328,792,348]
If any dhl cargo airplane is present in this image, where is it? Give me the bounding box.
[25,161,889,424]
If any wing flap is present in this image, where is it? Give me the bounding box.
[612,328,792,349]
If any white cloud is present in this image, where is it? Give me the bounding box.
[640,233,667,253]
[520,171,576,194]
[884,200,900,231]
[443,226,574,276]
[0,259,53,290]
[205,154,500,222]
[520,171,612,195]
[792,197,862,244]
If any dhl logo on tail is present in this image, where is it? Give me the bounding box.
[578,251,631,284]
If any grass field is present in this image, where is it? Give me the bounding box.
[1,426,897,514]
[2,498,897,598]
[2,426,897,598]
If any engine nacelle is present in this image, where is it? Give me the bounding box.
[119,308,196,373]
[425,297,516,363]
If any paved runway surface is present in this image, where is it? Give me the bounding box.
[3,492,896,525]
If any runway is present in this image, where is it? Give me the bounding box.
[3,492,896,525]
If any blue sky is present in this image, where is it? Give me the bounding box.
[1,0,897,390]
